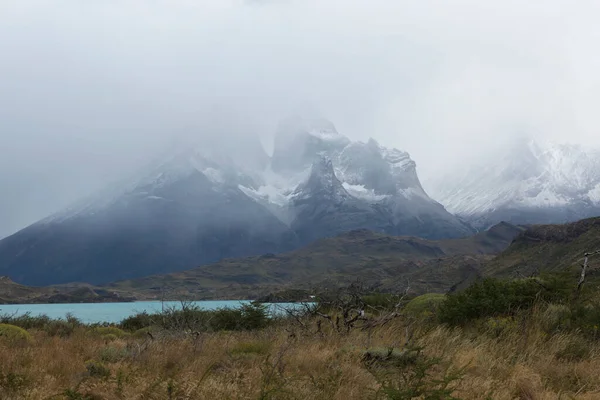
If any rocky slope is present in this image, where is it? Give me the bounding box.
[107,222,523,300]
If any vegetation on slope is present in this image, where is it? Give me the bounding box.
[3,266,600,398]
[0,276,134,304]
[107,222,523,300]
[485,216,600,277]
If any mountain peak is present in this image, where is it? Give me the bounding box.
[272,115,350,173]
[429,136,600,228]
[293,156,349,203]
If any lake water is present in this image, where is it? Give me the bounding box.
[0,301,302,324]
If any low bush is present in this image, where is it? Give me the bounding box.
[363,345,464,400]
[438,278,547,325]
[403,293,445,319]
[540,304,572,333]
[362,293,403,310]
[85,360,111,379]
[230,340,271,356]
[555,335,590,361]
[119,311,154,332]
[132,327,153,339]
[483,316,517,338]
[99,346,131,363]
[0,323,32,343]
[120,302,271,333]
[0,312,82,337]
[90,326,128,339]
[0,372,31,395]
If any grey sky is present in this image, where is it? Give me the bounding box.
[1,0,600,238]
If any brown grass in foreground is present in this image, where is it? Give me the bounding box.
[2,317,600,400]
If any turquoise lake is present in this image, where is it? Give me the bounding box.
[0,301,300,324]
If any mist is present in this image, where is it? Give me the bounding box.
[1,0,600,238]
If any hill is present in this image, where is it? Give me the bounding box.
[0,276,134,304]
[485,217,600,277]
[107,222,523,300]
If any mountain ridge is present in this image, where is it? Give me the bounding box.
[106,221,524,300]
[0,116,471,285]
[429,137,600,228]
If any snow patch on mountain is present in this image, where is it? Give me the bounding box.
[201,167,225,183]
[342,183,389,202]
[428,137,600,224]
[588,184,600,204]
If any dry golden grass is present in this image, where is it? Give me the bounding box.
[2,316,600,399]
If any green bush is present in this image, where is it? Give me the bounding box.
[99,346,130,363]
[362,293,402,310]
[438,278,545,325]
[483,316,517,337]
[566,301,600,338]
[403,294,446,319]
[90,326,128,339]
[120,312,154,332]
[132,327,153,339]
[540,304,572,333]
[0,323,32,343]
[0,313,81,337]
[120,302,271,333]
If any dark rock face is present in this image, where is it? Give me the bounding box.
[290,157,394,244]
[0,171,296,285]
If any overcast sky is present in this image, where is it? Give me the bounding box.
[1,0,600,238]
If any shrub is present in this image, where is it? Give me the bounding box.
[540,304,572,333]
[483,316,517,337]
[363,345,464,399]
[85,360,111,379]
[0,323,32,343]
[362,347,421,369]
[0,313,81,337]
[555,336,590,361]
[567,301,600,338]
[101,333,118,342]
[403,294,445,319]
[120,312,154,332]
[362,293,402,310]
[99,346,130,363]
[0,372,31,394]
[438,278,544,325]
[132,327,153,339]
[120,302,271,333]
[90,327,128,339]
[230,340,271,356]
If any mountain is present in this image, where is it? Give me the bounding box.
[107,222,524,300]
[243,116,474,241]
[428,137,600,229]
[0,116,472,286]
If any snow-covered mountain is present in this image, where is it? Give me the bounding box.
[428,137,600,229]
[0,116,472,285]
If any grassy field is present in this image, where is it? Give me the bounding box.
[3,283,600,400]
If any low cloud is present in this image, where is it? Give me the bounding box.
[1,0,599,236]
